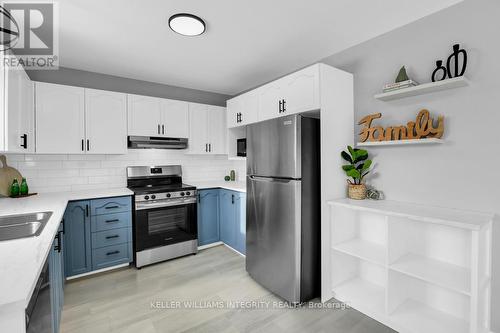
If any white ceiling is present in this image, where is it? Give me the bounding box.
[53,0,462,95]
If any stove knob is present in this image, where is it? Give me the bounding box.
[151,194,156,200]
[180,192,185,197]
[144,195,150,200]
[166,193,171,198]
[186,191,191,196]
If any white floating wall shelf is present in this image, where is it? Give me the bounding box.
[356,138,443,147]
[374,76,469,101]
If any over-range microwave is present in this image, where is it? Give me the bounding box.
[237,138,246,157]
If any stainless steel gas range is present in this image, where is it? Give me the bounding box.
[127,165,197,268]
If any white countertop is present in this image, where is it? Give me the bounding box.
[188,180,246,193]
[328,198,494,230]
[0,188,133,312]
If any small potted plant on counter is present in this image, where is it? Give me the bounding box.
[341,146,372,200]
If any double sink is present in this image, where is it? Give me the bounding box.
[0,212,53,241]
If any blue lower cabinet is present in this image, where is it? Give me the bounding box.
[234,192,246,255]
[63,196,132,278]
[219,190,236,248]
[50,222,64,333]
[197,189,220,246]
[63,201,92,277]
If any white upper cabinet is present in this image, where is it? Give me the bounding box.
[282,65,320,115]
[226,64,321,128]
[85,89,127,154]
[227,91,259,128]
[161,99,189,138]
[127,94,162,137]
[36,82,85,154]
[188,103,227,154]
[4,63,34,153]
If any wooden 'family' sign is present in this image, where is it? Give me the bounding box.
[358,109,444,142]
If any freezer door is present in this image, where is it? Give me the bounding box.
[246,115,301,178]
[246,175,301,303]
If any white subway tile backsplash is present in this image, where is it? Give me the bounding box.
[3,151,245,193]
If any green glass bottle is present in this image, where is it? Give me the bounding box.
[230,170,236,181]
[10,179,20,197]
[20,177,29,195]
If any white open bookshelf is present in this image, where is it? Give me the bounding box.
[324,199,493,333]
[374,76,469,101]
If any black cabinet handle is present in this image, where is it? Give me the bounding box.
[231,194,234,204]
[55,232,61,252]
[236,113,239,123]
[81,139,84,151]
[209,143,211,152]
[105,205,119,209]
[162,124,165,134]
[20,134,27,149]
[85,204,89,217]
[105,235,120,239]
[205,143,208,152]
[61,218,65,234]
[158,124,160,134]
[198,194,201,203]
[278,100,282,113]
[105,219,119,223]
[87,139,90,151]
[106,250,120,256]
[282,99,286,112]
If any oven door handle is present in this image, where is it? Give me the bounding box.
[135,198,197,210]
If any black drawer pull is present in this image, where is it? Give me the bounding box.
[105,235,120,239]
[105,205,120,209]
[106,250,120,256]
[105,219,120,223]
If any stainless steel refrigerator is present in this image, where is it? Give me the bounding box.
[246,114,320,304]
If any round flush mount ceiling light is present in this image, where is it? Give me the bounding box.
[168,13,206,36]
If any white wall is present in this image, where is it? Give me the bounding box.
[3,151,245,193]
[321,0,500,330]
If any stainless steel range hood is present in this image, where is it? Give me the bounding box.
[127,136,188,149]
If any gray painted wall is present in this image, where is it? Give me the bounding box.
[321,0,499,330]
[26,67,231,106]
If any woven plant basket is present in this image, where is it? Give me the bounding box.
[348,183,367,200]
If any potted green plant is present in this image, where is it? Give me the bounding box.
[341,146,372,200]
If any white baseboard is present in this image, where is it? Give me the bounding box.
[198,241,223,250]
[66,263,130,280]
[223,244,245,257]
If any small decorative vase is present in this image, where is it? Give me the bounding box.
[348,183,367,200]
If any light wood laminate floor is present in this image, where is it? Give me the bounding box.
[61,245,395,333]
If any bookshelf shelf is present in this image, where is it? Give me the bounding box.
[374,76,469,101]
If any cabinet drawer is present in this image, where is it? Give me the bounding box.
[92,243,131,271]
[92,212,131,232]
[92,228,131,249]
[91,196,131,216]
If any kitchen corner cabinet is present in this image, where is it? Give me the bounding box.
[127,94,189,138]
[227,90,259,128]
[64,196,132,278]
[63,201,92,276]
[188,103,227,154]
[2,61,35,153]
[36,82,128,154]
[197,189,220,246]
[197,189,246,254]
[219,190,246,254]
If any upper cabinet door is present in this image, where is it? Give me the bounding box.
[258,82,282,122]
[208,105,227,154]
[226,96,241,129]
[282,65,320,115]
[127,94,162,137]
[5,64,34,153]
[85,89,127,154]
[188,103,209,154]
[241,91,259,126]
[36,82,85,154]
[161,99,189,138]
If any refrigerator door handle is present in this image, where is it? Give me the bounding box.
[249,175,297,183]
